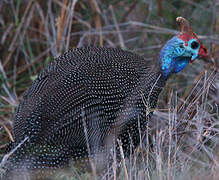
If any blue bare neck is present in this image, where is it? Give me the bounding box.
[159,36,190,78]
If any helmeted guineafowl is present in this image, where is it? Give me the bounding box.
[0,17,209,179]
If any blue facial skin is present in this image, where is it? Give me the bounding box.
[159,36,200,78]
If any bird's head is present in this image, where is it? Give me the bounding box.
[159,17,209,78]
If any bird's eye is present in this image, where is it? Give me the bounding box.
[179,44,184,48]
[191,41,199,49]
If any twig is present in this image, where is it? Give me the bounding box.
[0,121,14,142]
[181,0,211,11]
[3,0,33,68]
[66,0,78,51]
[48,0,57,56]
[211,0,219,68]
[57,0,69,49]
[1,23,14,45]
[156,0,163,16]
[0,137,29,172]
[178,65,217,112]
[117,139,129,180]
[81,108,97,180]
[120,0,138,23]
[110,5,126,49]
[89,0,103,47]
[17,47,52,75]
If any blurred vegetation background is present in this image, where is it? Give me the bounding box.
[0,0,219,179]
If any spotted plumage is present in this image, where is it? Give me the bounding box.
[1,17,209,179]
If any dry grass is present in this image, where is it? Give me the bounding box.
[0,0,219,179]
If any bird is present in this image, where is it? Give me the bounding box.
[0,17,209,179]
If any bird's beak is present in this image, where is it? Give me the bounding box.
[190,45,213,63]
[191,54,199,62]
